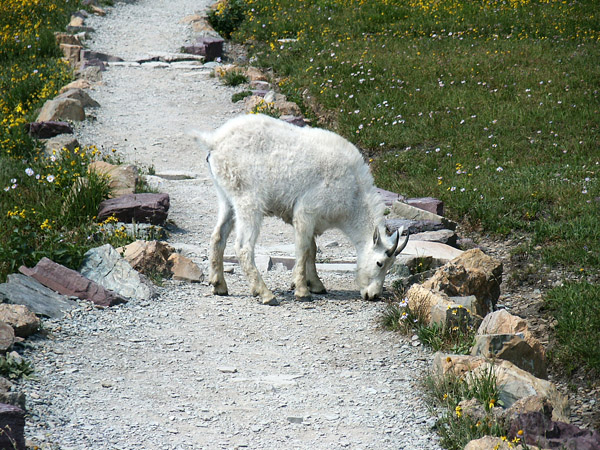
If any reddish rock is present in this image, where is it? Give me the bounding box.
[0,403,25,450]
[27,121,74,139]
[184,37,224,61]
[19,258,126,307]
[508,412,600,450]
[406,197,444,216]
[97,193,170,225]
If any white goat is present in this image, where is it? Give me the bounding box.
[193,114,408,305]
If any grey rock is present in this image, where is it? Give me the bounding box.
[79,244,155,301]
[81,50,123,62]
[36,98,85,122]
[385,218,448,235]
[392,201,457,230]
[0,274,76,319]
[56,88,100,108]
[41,134,80,157]
[0,378,26,410]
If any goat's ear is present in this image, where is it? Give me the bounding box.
[373,227,381,246]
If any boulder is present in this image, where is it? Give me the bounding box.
[405,197,444,216]
[475,310,547,379]
[0,323,15,353]
[59,43,82,66]
[168,254,205,282]
[245,67,268,82]
[69,15,85,27]
[197,37,224,61]
[464,436,539,450]
[0,403,25,450]
[27,121,73,139]
[88,161,138,197]
[432,353,568,422]
[59,79,91,93]
[56,88,100,108]
[0,305,40,338]
[422,249,503,316]
[19,258,126,307]
[35,98,85,122]
[118,240,174,276]
[41,134,80,157]
[405,284,479,327]
[0,274,76,319]
[508,412,600,450]
[0,378,26,410]
[54,32,83,46]
[392,199,457,230]
[97,193,170,225]
[279,115,307,127]
[79,244,155,301]
[471,334,547,379]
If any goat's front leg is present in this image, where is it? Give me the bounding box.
[292,220,313,300]
[235,211,278,306]
[209,198,234,296]
[306,236,326,294]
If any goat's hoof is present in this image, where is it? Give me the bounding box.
[261,296,280,306]
[212,284,228,296]
[309,286,327,294]
[294,293,312,302]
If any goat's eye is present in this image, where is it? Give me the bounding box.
[376,261,383,268]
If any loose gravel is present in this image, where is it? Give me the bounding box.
[20,0,443,448]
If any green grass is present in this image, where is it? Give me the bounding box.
[544,282,600,375]
[231,0,600,377]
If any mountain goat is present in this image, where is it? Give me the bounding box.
[193,114,408,305]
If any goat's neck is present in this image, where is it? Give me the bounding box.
[341,205,380,259]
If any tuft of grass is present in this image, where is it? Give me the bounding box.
[424,365,506,450]
[544,282,600,375]
[222,70,248,87]
[232,90,253,103]
[382,296,476,354]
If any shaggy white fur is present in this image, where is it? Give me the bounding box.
[193,114,407,305]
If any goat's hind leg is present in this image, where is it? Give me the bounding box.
[209,191,234,296]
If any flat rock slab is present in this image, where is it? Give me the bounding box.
[19,258,126,307]
[79,244,155,301]
[97,193,170,225]
[385,218,448,234]
[0,274,76,319]
[403,240,463,264]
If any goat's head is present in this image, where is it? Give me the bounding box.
[356,226,409,301]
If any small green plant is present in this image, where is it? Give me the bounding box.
[231,90,253,103]
[0,354,34,380]
[382,296,476,354]
[424,364,505,450]
[250,99,281,118]
[222,70,248,87]
[207,0,246,39]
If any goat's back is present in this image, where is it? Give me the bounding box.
[200,114,382,228]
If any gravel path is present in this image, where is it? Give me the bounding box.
[21,1,443,448]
